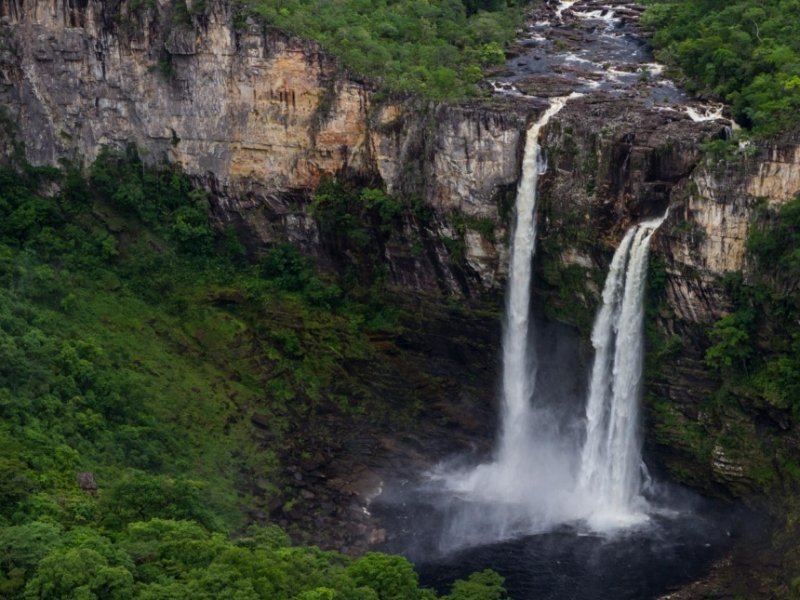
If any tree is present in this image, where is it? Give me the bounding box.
[98,473,220,531]
[445,570,507,600]
[346,553,423,600]
[705,312,754,371]
[0,522,62,596]
[23,547,134,600]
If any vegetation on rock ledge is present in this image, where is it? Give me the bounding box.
[706,195,800,418]
[235,0,520,99]
[650,194,800,595]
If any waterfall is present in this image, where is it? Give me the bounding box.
[440,97,585,542]
[496,96,570,469]
[430,96,670,548]
[577,214,667,529]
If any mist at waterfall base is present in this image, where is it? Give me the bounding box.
[425,107,667,544]
[417,217,668,548]
[372,313,742,599]
[371,106,743,598]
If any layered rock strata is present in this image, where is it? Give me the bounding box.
[0,0,532,295]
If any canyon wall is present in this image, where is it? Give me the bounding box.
[536,94,800,500]
[0,0,531,296]
[4,0,800,529]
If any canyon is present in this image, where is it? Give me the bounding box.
[2,0,800,595]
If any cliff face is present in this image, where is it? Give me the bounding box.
[0,0,530,296]
[666,139,800,285]
[536,95,800,500]
[650,137,800,496]
[531,94,726,331]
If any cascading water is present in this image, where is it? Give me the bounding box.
[496,96,571,470]
[462,97,569,485]
[435,209,668,550]
[374,0,740,592]
[437,96,585,546]
[378,206,734,582]
[577,214,667,530]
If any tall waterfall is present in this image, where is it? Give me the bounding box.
[437,95,671,549]
[497,97,570,470]
[577,214,667,529]
[441,97,583,539]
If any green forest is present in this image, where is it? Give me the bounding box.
[233,0,519,98]
[0,153,506,598]
[642,0,800,134]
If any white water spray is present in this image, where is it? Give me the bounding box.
[685,104,725,122]
[555,0,578,21]
[497,97,570,468]
[577,214,666,530]
[437,97,587,547]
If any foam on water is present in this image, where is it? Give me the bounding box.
[686,104,725,122]
[556,0,579,21]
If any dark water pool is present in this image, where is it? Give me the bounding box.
[373,484,745,600]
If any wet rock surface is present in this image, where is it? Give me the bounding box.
[493,0,698,108]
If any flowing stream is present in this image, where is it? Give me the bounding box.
[578,216,666,530]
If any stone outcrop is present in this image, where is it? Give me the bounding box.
[666,136,800,288]
[515,91,800,501]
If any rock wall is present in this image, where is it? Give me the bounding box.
[529,93,724,331]
[0,0,528,295]
[521,91,800,501]
[649,135,800,498]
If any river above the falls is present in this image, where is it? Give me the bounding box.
[490,0,729,121]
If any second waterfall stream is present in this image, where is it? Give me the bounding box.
[438,96,668,546]
[577,215,667,530]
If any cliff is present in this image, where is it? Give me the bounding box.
[536,96,800,499]
[0,0,532,297]
[4,0,800,590]
[2,0,796,491]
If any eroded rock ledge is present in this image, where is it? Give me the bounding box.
[0,0,537,296]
